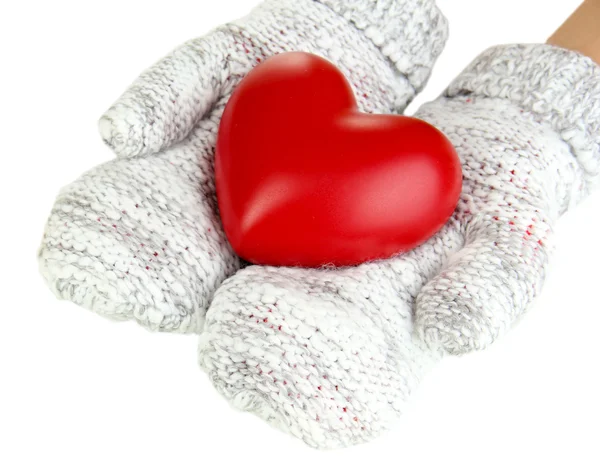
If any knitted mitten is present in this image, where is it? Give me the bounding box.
[199,44,600,448]
[38,0,447,332]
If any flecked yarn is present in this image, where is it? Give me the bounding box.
[38,0,600,450]
[39,0,448,333]
[199,44,600,447]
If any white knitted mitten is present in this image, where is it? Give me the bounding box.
[199,44,600,448]
[38,0,447,332]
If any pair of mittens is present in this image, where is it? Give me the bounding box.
[39,0,600,449]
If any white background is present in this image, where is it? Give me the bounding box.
[1,1,598,475]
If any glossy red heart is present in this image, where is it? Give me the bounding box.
[215,52,462,267]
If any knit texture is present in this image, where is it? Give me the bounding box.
[199,44,600,447]
[39,0,600,448]
[416,44,600,353]
[318,0,448,100]
[39,0,448,332]
[199,220,460,448]
[446,44,600,195]
[100,0,447,160]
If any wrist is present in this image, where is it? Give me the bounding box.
[547,0,600,65]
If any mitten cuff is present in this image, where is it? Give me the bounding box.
[446,44,600,188]
[316,0,448,94]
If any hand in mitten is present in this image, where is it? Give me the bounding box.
[199,44,600,448]
[38,0,447,332]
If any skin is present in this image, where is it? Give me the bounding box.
[548,0,600,64]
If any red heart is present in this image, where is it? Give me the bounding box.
[216,52,461,267]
